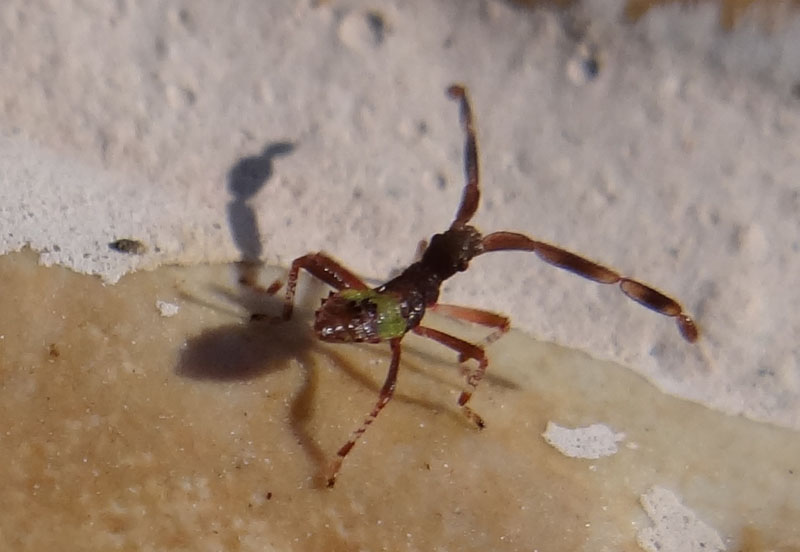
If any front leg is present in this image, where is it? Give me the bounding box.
[281,252,369,320]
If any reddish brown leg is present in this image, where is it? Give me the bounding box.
[429,303,510,349]
[281,252,368,320]
[237,262,285,322]
[236,257,283,295]
[327,338,403,488]
[481,231,699,342]
[447,85,481,228]
[412,325,488,429]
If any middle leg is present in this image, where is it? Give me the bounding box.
[429,303,510,351]
[412,325,488,429]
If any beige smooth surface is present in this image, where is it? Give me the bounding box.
[1,251,797,551]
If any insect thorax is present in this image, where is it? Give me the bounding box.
[420,225,484,279]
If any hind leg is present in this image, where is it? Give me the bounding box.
[279,252,368,320]
[327,338,403,487]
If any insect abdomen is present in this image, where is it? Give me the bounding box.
[339,289,408,339]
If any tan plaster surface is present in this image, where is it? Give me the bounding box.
[1,251,797,551]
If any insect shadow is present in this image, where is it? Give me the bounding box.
[175,284,486,488]
[177,139,482,487]
[227,140,295,287]
[175,289,328,485]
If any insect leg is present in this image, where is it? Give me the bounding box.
[327,338,403,488]
[238,261,283,295]
[481,231,699,342]
[447,84,481,228]
[281,252,368,320]
[429,303,510,349]
[412,325,488,429]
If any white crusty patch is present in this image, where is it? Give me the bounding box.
[156,300,180,318]
[542,421,625,459]
[637,486,725,552]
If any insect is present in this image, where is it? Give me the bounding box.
[271,84,698,487]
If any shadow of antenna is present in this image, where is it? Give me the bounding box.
[227,140,296,286]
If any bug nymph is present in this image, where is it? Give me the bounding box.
[267,84,698,487]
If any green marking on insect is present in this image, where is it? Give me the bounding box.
[339,288,407,339]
